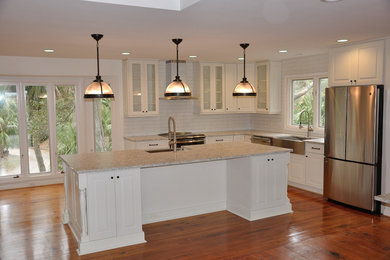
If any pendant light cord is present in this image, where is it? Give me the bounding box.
[176,43,179,79]
[243,48,246,80]
[96,40,100,78]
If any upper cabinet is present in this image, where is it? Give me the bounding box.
[200,63,225,113]
[256,61,281,114]
[225,63,256,113]
[124,60,159,117]
[329,40,384,87]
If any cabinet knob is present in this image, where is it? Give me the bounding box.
[111,176,114,179]
[271,158,274,161]
[117,176,120,179]
[350,80,353,84]
[267,159,270,161]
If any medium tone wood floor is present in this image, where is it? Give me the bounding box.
[0,184,389,260]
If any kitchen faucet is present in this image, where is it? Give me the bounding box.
[168,116,177,152]
[299,110,313,137]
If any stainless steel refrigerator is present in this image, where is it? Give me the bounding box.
[324,85,383,212]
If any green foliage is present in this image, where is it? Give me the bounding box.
[292,80,313,125]
[101,98,112,151]
[0,86,19,153]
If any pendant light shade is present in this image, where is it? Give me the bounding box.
[84,34,114,99]
[165,38,191,97]
[233,43,256,96]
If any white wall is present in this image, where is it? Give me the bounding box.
[382,38,390,216]
[0,56,124,151]
[251,53,329,134]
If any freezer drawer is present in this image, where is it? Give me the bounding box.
[324,158,377,211]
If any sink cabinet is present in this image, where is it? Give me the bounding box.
[329,40,384,86]
[288,142,324,194]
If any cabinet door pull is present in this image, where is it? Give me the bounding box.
[311,147,321,150]
[149,143,158,146]
[216,139,224,142]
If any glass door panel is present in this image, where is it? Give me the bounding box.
[132,64,142,112]
[55,85,77,172]
[25,85,51,174]
[94,99,112,152]
[215,66,223,109]
[203,66,211,110]
[147,64,156,112]
[257,64,267,110]
[0,85,20,177]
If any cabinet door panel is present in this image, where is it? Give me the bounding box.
[202,65,211,111]
[356,42,384,84]
[146,64,157,112]
[330,47,356,86]
[87,172,116,241]
[305,153,324,190]
[115,170,142,236]
[215,66,224,110]
[288,154,306,184]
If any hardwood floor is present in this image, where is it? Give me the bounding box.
[0,185,389,260]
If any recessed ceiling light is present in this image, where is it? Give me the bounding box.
[238,57,244,60]
[279,50,288,53]
[44,49,54,53]
[320,0,342,2]
[337,39,349,43]
[121,52,131,55]
[189,55,197,58]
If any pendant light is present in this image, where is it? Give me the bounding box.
[84,34,114,99]
[165,38,191,97]
[233,43,256,96]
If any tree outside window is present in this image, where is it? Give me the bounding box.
[288,76,328,130]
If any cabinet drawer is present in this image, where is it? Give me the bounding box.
[206,135,234,143]
[305,143,324,155]
[136,140,169,150]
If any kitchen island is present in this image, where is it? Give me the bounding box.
[61,142,292,255]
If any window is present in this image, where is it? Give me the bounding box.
[287,75,328,131]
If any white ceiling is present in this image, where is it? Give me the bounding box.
[0,0,389,62]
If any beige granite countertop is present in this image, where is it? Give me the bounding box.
[375,194,390,204]
[61,142,291,173]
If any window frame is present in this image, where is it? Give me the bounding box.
[284,73,328,134]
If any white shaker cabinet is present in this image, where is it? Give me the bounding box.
[200,63,225,113]
[329,40,384,86]
[63,165,145,255]
[227,153,292,220]
[124,60,159,117]
[225,63,256,113]
[125,139,169,151]
[256,61,281,114]
[288,142,324,194]
[87,170,143,241]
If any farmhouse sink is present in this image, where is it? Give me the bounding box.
[272,135,313,155]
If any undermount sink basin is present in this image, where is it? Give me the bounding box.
[272,135,313,155]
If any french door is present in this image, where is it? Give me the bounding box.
[0,80,79,177]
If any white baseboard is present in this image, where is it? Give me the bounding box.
[288,182,323,195]
[227,201,292,221]
[142,201,226,224]
[0,175,64,190]
[382,205,390,216]
[77,232,146,255]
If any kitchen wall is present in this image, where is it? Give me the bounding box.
[123,61,252,136]
[251,53,329,133]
